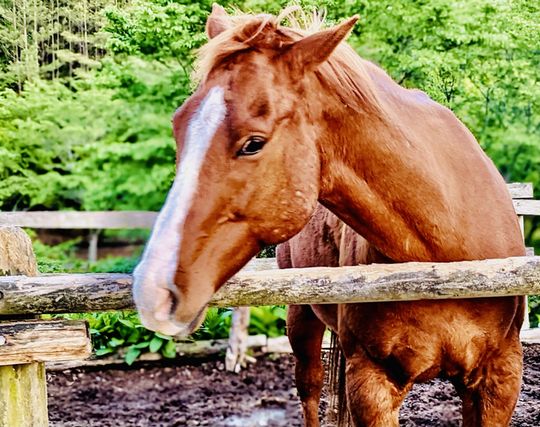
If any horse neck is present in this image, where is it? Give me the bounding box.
[317,106,435,261]
[314,78,523,262]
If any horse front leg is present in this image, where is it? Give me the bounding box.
[457,337,522,427]
[344,353,409,427]
[287,304,327,427]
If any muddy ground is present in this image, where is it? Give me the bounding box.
[48,344,540,426]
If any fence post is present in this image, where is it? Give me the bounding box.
[225,258,278,372]
[518,216,530,330]
[0,226,48,427]
[225,307,250,373]
[88,229,100,263]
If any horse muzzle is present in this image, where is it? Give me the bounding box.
[132,268,207,338]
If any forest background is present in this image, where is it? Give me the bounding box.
[0,0,539,358]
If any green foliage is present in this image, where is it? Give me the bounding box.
[1,0,538,247]
[53,311,177,365]
[258,246,276,258]
[529,296,540,328]
[30,230,85,273]
[191,308,232,340]
[30,230,140,274]
[249,306,287,337]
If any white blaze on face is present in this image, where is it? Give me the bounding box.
[133,86,226,335]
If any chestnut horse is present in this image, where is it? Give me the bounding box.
[278,203,384,425]
[133,6,525,427]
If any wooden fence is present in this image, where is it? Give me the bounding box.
[1,256,540,315]
[0,182,538,262]
[0,183,539,425]
[1,252,540,425]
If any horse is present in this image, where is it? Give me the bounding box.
[132,5,526,426]
[278,203,385,425]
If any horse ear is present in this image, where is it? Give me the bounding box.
[206,3,230,39]
[282,15,359,74]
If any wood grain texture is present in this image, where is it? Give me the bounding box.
[225,257,277,372]
[0,320,91,366]
[0,256,539,314]
[0,226,38,276]
[521,328,540,343]
[244,257,278,271]
[225,307,250,373]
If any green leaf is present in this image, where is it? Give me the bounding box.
[124,347,142,366]
[118,319,135,328]
[161,340,176,359]
[108,337,125,347]
[155,332,172,340]
[95,347,114,356]
[149,336,163,353]
[133,341,150,349]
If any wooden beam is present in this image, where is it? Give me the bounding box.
[0,227,38,277]
[0,320,90,366]
[507,182,533,199]
[513,199,540,216]
[225,258,276,372]
[225,307,250,373]
[87,230,99,263]
[244,257,278,271]
[0,211,157,229]
[0,257,539,314]
[521,328,540,344]
[0,182,533,231]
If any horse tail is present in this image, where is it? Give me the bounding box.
[327,330,351,426]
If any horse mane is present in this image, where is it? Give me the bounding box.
[193,7,385,114]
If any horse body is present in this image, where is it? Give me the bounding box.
[279,205,524,426]
[133,6,525,426]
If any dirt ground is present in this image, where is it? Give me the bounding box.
[48,344,540,427]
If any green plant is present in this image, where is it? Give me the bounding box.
[529,295,540,328]
[55,311,177,365]
[30,230,86,273]
[249,306,287,337]
[191,308,233,340]
[32,235,290,363]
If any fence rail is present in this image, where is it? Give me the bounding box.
[0,183,536,231]
[0,211,157,229]
[1,256,539,316]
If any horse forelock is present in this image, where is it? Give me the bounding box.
[193,7,385,116]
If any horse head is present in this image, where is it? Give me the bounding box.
[133,5,358,335]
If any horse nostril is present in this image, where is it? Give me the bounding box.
[154,288,179,322]
[169,290,179,315]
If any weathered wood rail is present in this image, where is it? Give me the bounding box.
[1,256,539,315]
[2,200,537,227]
[0,211,157,229]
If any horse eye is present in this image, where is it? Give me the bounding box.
[237,136,266,156]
